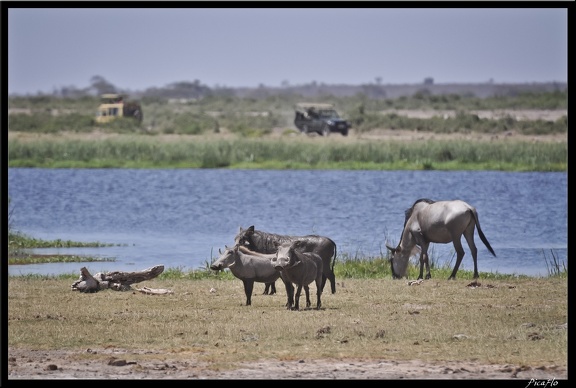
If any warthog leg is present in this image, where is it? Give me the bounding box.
[263,282,277,295]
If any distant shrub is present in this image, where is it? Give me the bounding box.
[172,113,217,135]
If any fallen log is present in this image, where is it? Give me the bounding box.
[71,265,166,293]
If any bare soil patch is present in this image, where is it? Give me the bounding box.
[7,347,567,380]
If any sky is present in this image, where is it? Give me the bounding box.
[6,6,568,95]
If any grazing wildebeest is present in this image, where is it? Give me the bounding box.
[386,199,496,280]
[272,240,323,310]
[210,245,293,306]
[234,225,337,294]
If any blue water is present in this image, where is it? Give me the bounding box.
[7,168,567,277]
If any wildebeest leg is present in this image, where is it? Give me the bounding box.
[293,285,303,310]
[449,238,467,280]
[418,242,432,280]
[423,242,432,279]
[242,279,254,306]
[463,228,479,279]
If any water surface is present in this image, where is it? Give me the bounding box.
[7,168,567,277]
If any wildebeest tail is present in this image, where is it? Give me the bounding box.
[472,210,496,257]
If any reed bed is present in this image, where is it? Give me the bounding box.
[8,136,567,171]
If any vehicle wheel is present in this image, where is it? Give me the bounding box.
[321,125,330,137]
[302,125,309,134]
[341,128,348,136]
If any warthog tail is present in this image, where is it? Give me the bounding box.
[330,239,337,272]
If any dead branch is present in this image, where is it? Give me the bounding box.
[71,265,166,293]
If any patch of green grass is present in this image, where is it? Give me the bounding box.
[7,230,121,265]
[8,136,567,171]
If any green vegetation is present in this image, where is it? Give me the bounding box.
[7,136,567,171]
[349,110,567,135]
[7,230,118,265]
[8,90,567,136]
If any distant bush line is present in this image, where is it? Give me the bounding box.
[7,91,567,137]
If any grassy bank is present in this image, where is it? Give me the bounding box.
[7,135,567,171]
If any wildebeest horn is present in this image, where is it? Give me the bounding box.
[386,244,395,252]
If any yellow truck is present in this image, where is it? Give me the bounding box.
[95,93,143,124]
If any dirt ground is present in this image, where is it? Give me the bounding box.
[7,347,567,380]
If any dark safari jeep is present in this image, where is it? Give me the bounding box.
[294,103,350,136]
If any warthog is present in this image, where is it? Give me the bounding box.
[386,198,496,280]
[235,225,337,294]
[236,245,277,296]
[210,245,293,306]
[272,241,323,310]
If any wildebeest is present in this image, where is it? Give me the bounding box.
[210,244,293,306]
[234,225,337,294]
[386,198,496,280]
[272,241,323,310]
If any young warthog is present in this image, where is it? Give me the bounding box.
[272,241,323,311]
[210,245,293,306]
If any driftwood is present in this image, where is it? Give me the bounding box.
[71,265,168,293]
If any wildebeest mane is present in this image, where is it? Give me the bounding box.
[403,198,436,227]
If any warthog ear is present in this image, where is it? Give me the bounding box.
[247,225,255,235]
[219,248,222,254]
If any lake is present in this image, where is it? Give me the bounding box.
[7,168,567,277]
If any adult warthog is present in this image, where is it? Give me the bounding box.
[386,198,496,280]
[210,245,293,306]
[234,225,337,294]
[273,241,323,310]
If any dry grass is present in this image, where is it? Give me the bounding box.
[7,276,567,371]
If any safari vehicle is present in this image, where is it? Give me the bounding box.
[95,93,143,124]
[294,103,350,136]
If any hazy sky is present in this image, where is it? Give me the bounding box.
[7,7,568,95]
